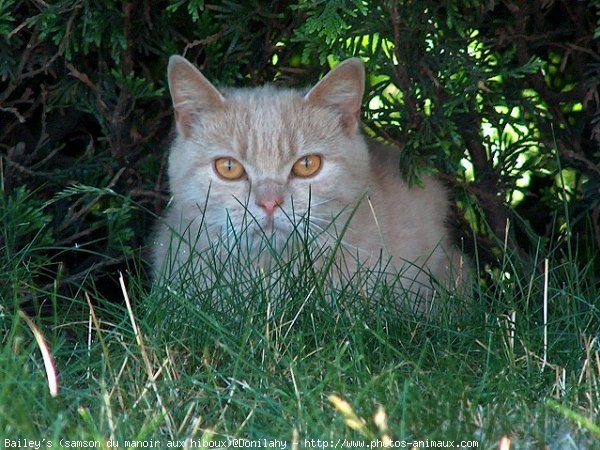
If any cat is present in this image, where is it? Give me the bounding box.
[152,55,468,313]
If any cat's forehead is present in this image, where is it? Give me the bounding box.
[214,86,340,165]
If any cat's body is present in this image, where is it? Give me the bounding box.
[153,56,467,312]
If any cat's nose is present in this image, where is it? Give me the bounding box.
[257,197,283,216]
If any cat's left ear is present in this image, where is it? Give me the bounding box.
[305,58,365,134]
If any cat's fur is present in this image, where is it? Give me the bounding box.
[153,55,467,312]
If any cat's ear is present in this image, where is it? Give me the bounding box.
[167,55,225,137]
[305,58,365,134]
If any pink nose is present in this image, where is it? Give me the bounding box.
[258,197,283,216]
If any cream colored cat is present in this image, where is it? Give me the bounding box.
[153,55,467,312]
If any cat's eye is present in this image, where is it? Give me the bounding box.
[214,157,245,180]
[291,154,322,178]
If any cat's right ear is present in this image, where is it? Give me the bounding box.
[167,55,225,138]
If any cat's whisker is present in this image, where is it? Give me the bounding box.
[306,197,336,208]
[307,222,362,254]
[305,215,335,223]
[309,217,357,236]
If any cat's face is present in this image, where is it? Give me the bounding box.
[167,57,370,246]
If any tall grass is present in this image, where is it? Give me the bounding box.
[0,190,598,449]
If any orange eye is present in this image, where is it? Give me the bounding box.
[292,154,322,178]
[214,157,245,180]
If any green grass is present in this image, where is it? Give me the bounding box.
[1,203,599,449]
